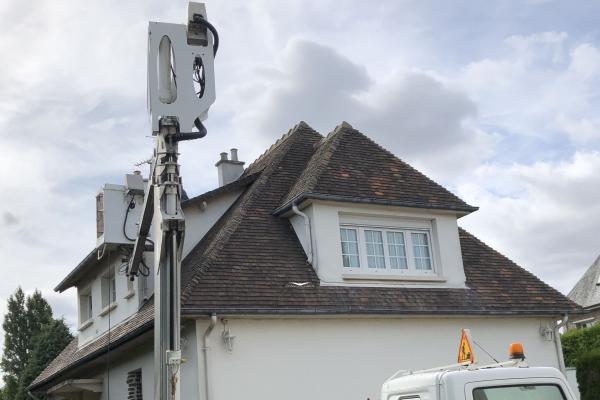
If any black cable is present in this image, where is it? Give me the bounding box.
[140,257,151,277]
[123,196,136,242]
[472,339,500,363]
[193,56,206,98]
[193,15,219,56]
[171,65,178,91]
[191,14,218,102]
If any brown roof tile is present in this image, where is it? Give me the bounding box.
[276,122,477,214]
[30,300,154,390]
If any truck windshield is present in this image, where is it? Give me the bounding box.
[473,385,565,400]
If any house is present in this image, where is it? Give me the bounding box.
[30,122,579,400]
[568,255,600,329]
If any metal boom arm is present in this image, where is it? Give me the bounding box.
[127,3,217,400]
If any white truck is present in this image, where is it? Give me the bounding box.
[381,338,578,400]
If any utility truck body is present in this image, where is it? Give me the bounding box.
[382,333,577,400]
[381,365,576,400]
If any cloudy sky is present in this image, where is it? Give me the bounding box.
[1,0,599,339]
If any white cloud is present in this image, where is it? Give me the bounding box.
[568,43,600,80]
[458,151,600,293]
[1,0,600,365]
[227,39,496,180]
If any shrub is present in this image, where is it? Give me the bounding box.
[562,324,600,367]
[577,349,600,400]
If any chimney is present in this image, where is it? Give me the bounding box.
[216,148,244,187]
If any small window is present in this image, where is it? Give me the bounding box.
[473,384,565,400]
[127,369,143,400]
[101,270,116,308]
[340,228,360,268]
[96,193,104,238]
[340,225,434,275]
[79,288,93,324]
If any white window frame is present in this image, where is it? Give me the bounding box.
[339,223,436,276]
[101,268,117,309]
[78,287,93,326]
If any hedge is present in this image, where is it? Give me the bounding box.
[577,349,600,400]
[562,323,600,367]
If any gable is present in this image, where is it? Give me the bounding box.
[179,121,578,316]
[568,255,600,309]
[276,122,477,216]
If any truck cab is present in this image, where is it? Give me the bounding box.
[381,364,576,400]
[381,365,576,400]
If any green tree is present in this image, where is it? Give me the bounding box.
[18,319,73,400]
[1,288,66,400]
[1,287,29,399]
[25,291,52,342]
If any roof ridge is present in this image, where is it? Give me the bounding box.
[279,122,355,206]
[278,122,476,214]
[244,121,318,173]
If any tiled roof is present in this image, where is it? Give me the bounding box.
[459,229,578,314]
[275,122,477,215]
[568,255,600,309]
[30,300,154,390]
[34,121,579,390]
[180,121,575,315]
[182,172,260,208]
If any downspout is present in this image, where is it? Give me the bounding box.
[203,313,217,400]
[292,203,316,270]
[554,314,569,374]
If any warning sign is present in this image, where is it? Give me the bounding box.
[457,329,475,364]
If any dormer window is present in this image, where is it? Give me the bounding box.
[339,221,435,276]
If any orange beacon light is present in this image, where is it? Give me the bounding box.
[509,342,525,360]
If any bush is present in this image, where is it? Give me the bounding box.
[562,324,600,367]
[577,349,600,400]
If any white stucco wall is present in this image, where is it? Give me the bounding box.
[77,251,155,346]
[182,190,242,257]
[93,322,200,400]
[95,341,154,400]
[195,316,560,400]
[76,189,240,346]
[290,201,466,288]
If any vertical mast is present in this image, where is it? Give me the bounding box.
[128,3,218,400]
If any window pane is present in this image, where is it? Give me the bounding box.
[110,278,116,302]
[387,231,407,269]
[80,294,92,322]
[365,230,385,269]
[473,385,565,400]
[340,228,360,268]
[411,232,432,271]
